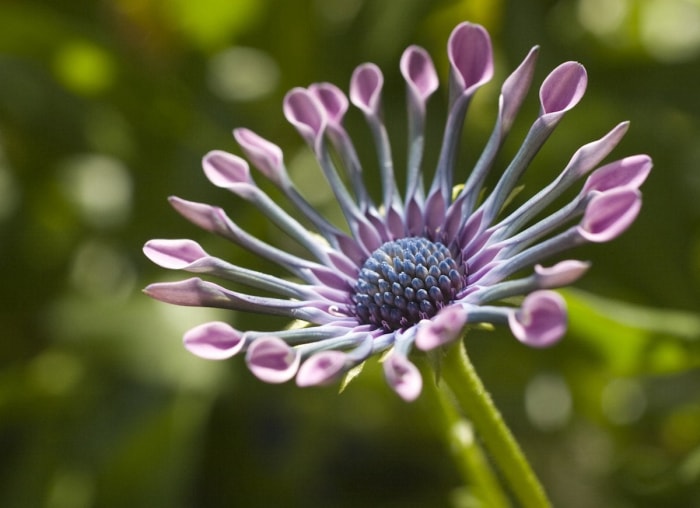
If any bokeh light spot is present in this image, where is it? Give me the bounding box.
[525,373,572,431]
[169,0,263,50]
[577,0,629,37]
[640,0,700,62]
[46,469,94,508]
[207,47,279,102]
[59,154,132,228]
[53,41,115,95]
[70,240,136,300]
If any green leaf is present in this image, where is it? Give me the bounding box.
[563,288,700,375]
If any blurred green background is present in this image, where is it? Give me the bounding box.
[1,0,700,506]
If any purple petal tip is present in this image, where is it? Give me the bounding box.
[350,63,384,116]
[499,45,539,127]
[233,128,285,183]
[384,355,423,402]
[415,305,467,351]
[309,82,349,127]
[143,277,219,307]
[583,155,652,194]
[540,61,587,115]
[296,351,348,387]
[535,260,591,287]
[579,188,642,243]
[184,321,244,360]
[168,196,228,236]
[143,239,208,269]
[202,150,251,189]
[448,22,494,94]
[245,336,300,384]
[509,291,567,348]
[400,45,439,102]
[283,88,326,145]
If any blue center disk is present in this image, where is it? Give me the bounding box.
[353,237,466,332]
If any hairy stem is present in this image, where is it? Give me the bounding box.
[439,340,551,508]
[419,356,511,507]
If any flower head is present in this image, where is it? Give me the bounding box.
[144,22,651,401]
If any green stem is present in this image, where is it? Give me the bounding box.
[439,340,551,508]
[419,358,511,507]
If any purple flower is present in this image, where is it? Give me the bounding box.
[144,22,651,401]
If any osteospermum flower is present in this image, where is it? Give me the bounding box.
[144,22,651,401]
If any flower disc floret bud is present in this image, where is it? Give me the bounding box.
[353,237,466,331]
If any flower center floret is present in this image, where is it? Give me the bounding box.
[353,237,467,332]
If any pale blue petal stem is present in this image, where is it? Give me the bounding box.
[405,94,428,204]
[244,325,365,346]
[296,330,379,357]
[366,114,402,211]
[494,197,587,256]
[458,47,540,216]
[484,228,584,284]
[458,114,504,212]
[491,122,629,240]
[327,128,375,212]
[314,139,383,251]
[144,277,337,324]
[392,327,417,356]
[246,186,337,264]
[471,273,557,304]
[315,139,366,223]
[430,93,470,203]
[478,117,560,228]
[173,256,325,300]
[169,197,327,284]
[278,173,348,247]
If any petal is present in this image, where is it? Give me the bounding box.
[582,155,652,194]
[384,354,423,402]
[424,189,446,237]
[283,87,326,146]
[245,336,300,383]
[143,239,208,269]
[168,196,228,235]
[534,261,591,287]
[309,82,348,127]
[415,305,467,351]
[400,45,439,103]
[202,150,252,188]
[296,351,348,387]
[406,197,424,236]
[349,213,380,252]
[539,62,587,115]
[144,277,315,318]
[183,321,244,360]
[143,277,222,306]
[447,22,494,94]
[233,128,285,185]
[509,291,567,347]
[499,46,539,128]
[567,122,630,179]
[350,63,384,116]
[578,188,642,242]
